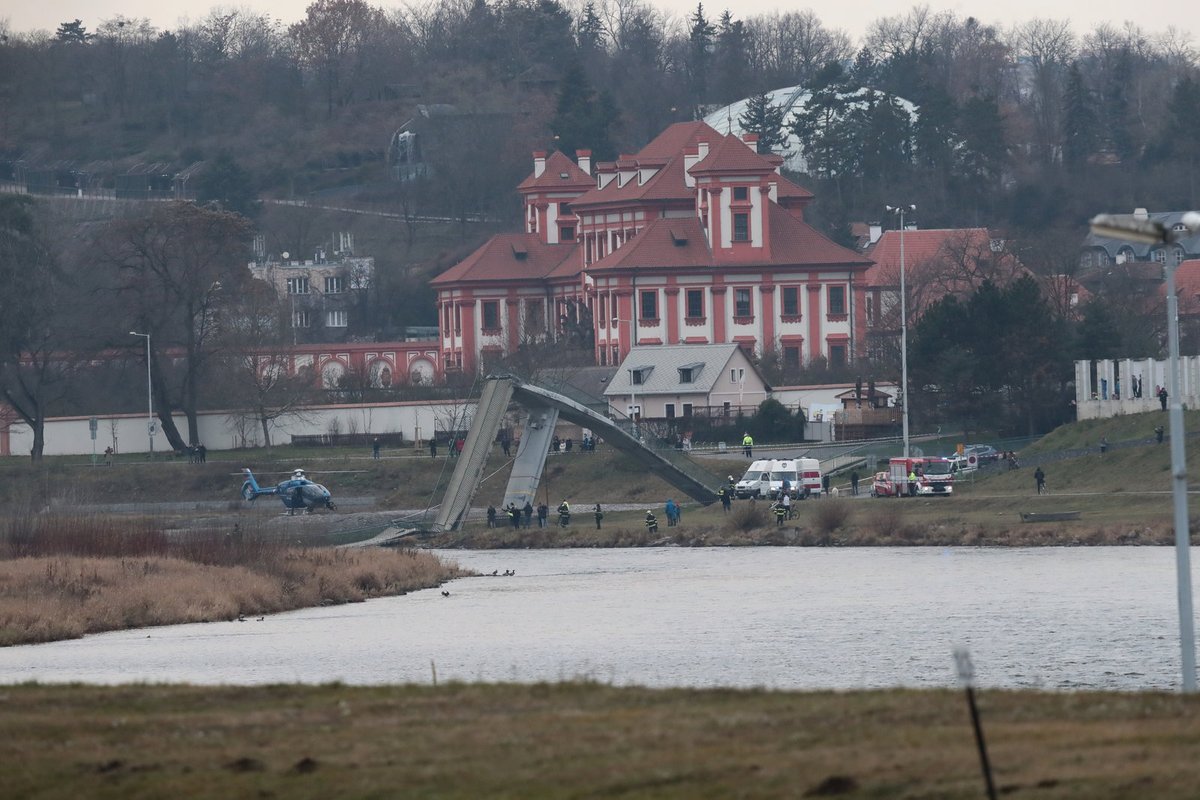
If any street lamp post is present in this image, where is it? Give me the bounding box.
[886,204,915,460]
[1090,211,1200,692]
[128,331,154,460]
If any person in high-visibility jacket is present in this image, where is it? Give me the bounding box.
[558,500,571,527]
[644,510,658,534]
[742,433,754,457]
[773,500,787,525]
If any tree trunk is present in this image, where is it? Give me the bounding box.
[260,413,272,448]
[29,418,44,463]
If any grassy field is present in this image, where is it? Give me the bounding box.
[3,683,1200,799]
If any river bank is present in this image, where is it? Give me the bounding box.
[0,513,469,646]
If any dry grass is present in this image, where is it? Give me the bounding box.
[0,512,468,646]
[3,683,1200,799]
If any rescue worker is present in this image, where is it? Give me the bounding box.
[508,503,521,529]
[644,510,658,534]
[718,485,732,512]
[558,499,571,527]
[773,499,787,526]
[907,468,918,497]
[742,432,754,457]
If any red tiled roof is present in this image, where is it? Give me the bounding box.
[585,208,870,273]
[1168,259,1200,315]
[864,229,1019,287]
[690,133,776,175]
[430,233,579,285]
[516,150,594,192]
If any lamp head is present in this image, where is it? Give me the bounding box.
[1089,213,1166,245]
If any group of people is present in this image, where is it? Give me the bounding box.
[186,443,207,463]
[484,499,608,529]
[550,435,597,454]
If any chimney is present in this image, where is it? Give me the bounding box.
[533,151,546,178]
[697,141,709,161]
[741,132,759,150]
[683,147,698,188]
[868,222,882,244]
[576,149,592,175]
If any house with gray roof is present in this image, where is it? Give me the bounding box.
[1080,208,1200,272]
[603,343,769,422]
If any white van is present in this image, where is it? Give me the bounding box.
[768,458,822,498]
[735,461,773,498]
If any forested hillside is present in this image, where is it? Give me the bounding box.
[2,1,1197,240]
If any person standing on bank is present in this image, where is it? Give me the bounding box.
[523,501,534,528]
[742,432,754,458]
[1034,467,1046,495]
[594,503,604,530]
[537,503,549,528]
[850,470,860,496]
[486,505,497,528]
[1160,386,1169,410]
[372,437,381,459]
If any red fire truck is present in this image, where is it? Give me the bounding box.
[871,456,956,497]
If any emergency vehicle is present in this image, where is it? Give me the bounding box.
[871,456,956,497]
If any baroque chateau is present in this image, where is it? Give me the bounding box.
[432,120,873,375]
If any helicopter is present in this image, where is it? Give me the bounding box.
[240,468,336,515]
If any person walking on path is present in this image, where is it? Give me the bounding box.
[486,505,497,528]
[429,438,438,458]
[1034,467,1046,495]
[1099,436,1108,454]
[1160,386,1169,410]
[537,503,549,528]
[742,432,754,457]
[851,470,860,496]
[104,446,114,466]
[522,501,534,528]
[372,437,381,459]
[594,503,604,530]
[644,510,658,534]
[822,474,832,497]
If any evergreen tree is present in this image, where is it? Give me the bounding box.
[1061,62,1098,173]
[712,11,747,105]
[576,1,605,53]
[790,62,851,179]
[54,19,92,44]
[196,152,260,219]
[551,61,618,161]
[1165,76,1200,208]
[738,91,787,155]
[1103,49,1135,163]
[685,3,716,112]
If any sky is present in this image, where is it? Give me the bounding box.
[1,0,1194,43]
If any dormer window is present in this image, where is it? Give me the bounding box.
[678,363,703,384]
[630,366,653,385]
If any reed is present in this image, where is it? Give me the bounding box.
[0,511,468,646]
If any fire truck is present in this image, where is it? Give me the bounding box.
[871,456,956,497]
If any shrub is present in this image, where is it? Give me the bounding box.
[728,503,769,533]
[814,499,853,535]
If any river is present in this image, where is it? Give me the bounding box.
[0,547,1190,691]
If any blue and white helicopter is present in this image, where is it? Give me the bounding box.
[241,468,336,515]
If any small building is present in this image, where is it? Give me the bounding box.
[603,343,768,422]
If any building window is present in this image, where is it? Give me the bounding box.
[559,202,572,216]
[730,367,745,384]
[733,186,748,201]
[665,403,676,419]
[1153,248,1166,264]
[292,309,311,328]
[829,344,847,366]
[324,276,343,294]
[527,299,544,333]
[453,304,461,333]
[597,296,607,328]
[640,290,658,320]
[783,346,801,368]
[782,286,799,317]
[686,289,705,319]
[482,300,500,331]
[733,212,749,242]
[326,310,348,327]
[828,285,846,316]
[286,277,310,295]
[682,403,693,416]
[631,368,648,385]
[866,295,874,327]
[599,348,607,366]
[735,288,752,318]
[560,226,575,241]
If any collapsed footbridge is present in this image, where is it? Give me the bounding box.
[432,375,721,532]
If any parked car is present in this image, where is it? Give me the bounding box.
[964,444,1000,463]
